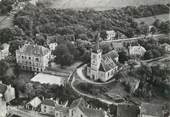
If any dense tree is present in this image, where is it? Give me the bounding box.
[118,49,129,64]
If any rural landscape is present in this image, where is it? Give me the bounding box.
[0,0,170,117]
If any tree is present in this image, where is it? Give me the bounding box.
[61,53,74,66]
[9,40,23,56]
[150,26,157,34]
[159,21,170,34]
[139,22,149,36]
[0,60,8,77]
[118,49,129,64]
[100,43,112,54]
[143,50,154,60]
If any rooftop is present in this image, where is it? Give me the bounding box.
[41,99,56,107]
[17,44,50,56]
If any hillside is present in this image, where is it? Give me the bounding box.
[49,0,170,10]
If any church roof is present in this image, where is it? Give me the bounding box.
[17,44,50,57]
[100,50,118,72]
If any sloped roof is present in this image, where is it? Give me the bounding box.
[100,50,118,72]
[18,44,50,56]
[117,104,139,117]
[70,98,87,109]
[41,99,56,107]
[27,97,42,108]
[80,107,105,117]
[0,83,7,94]
[129,45,146,55]
[140,103,163,117]
[55,105,69,112]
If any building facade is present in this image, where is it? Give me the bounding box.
[0,94,6,117]
[129,45,146,57]
[0,43,10,60]
[41,99,56,115]
[16,44,51,72]
[106,30,116,40]
[86,34,119,82]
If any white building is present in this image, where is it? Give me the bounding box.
[16,44,51,72]
[49,43,58,51]
[29,0,39,5]
[129,45,146,57]
[0,94,6,117]
[106,30,116,40]
[0,43,10,60]
[87,34,119,82]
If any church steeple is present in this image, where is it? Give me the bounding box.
[93,32,101,53]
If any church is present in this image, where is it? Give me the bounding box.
[86,34,119,82]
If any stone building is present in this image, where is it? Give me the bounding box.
[0,43,10,60]
[86,34,119,82]
[16,44,51,72]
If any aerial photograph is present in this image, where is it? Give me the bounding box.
[0,0,170,117]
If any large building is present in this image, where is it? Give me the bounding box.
[86,34,119,82]
[16,44,51,72]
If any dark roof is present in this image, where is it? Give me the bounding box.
[80,107,105,117]
[41,99,56,107]
[0,83,7,94]
[140,103,163,117]
[55,106,69,112]
[100,50,118,72]
[70,98,87,108]
[117,104,139,117]
[18,44,50,56]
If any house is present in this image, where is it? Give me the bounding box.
[16,43,51,72]
[26,97,42,111]
[0,93,6,117]
[0,43,10,60]
[161,43,170,53]
[106,30,116,40]
[49,43,58,51]
[87,33,119,82]
[28,0,39,5]
[0,82,15,103]
[117,103,139,117]
[129,45,146,57]
[69,98,106,117]
[139,103,164,117]
[41,99,56,115]
[55,105,69,117]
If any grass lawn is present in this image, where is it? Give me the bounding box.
[134,13,170,25]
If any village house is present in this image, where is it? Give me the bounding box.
[16,43,51,72]
[0,82,15,117]
[161,43,170,53]
[49,43,58,51]
[0,93,6,117]
[0,43,10,60]
[87,34,119,82]
[129,45,146,57]
[41,99,56,115]
[55,98,108,117]
[106,30,116,40]
[0,81,15,103]
[26,97,42,111]
[139,103,164,117]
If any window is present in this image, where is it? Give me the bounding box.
[72,110,74,116]
[81,114,83,117]
[29,57,31,60]
[36,58,39,62]
[22,56,24,59]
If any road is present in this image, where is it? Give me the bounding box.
[69,71,115,105]
[102,34,167,44]
[8,106,50,117]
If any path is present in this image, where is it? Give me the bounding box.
[69,71,115,105]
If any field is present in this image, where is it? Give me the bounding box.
[135,13,170,25]
[49,0,170,10]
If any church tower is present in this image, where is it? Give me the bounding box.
[90,33,102,80]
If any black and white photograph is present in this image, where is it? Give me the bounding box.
[0,0,170,117]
